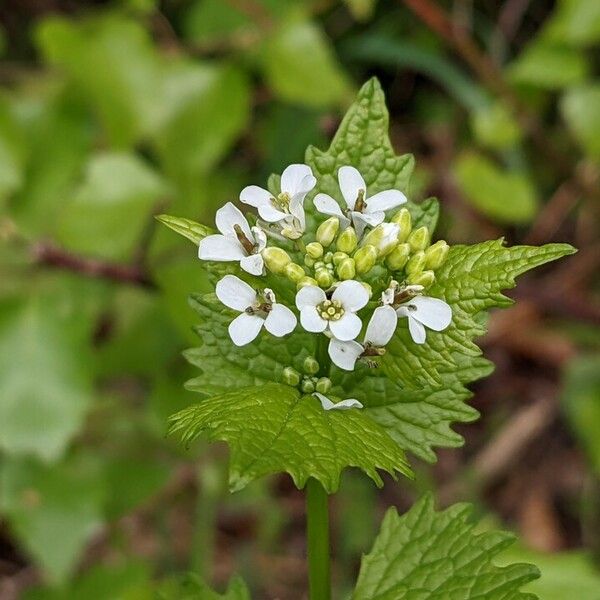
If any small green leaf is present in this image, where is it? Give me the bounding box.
[263,15,351,108]
[353,494,539,599]
[545,0,600,47]
[156,214,213,246]
[170,383,412,493]
[561,83,600,160]
[471,102,522,150]
[157,573,250,600]
[454,152,538,224]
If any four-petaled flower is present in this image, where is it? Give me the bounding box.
[313,392,363,411]
[314,166,407,237]
[216,275,297,346]
[396,296,452,344]
[328,305,398,371]
[240,164,316,239]
[198,202,267,275]
[296,280,369,341]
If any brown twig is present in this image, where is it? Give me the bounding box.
[32,242,155,289]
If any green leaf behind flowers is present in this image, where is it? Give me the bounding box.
[169,383,412,493]
[353,494,540,599]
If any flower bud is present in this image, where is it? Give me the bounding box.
[284,262,305,282]
[282,366,300,387]
[424,240,449,270]
[303,356,319,375]
[386,243,410,271]
[361,222,400,257]
[407,226,430,252]
[408,270,435,287]
[297,276,318,289]
[314,260,325,271]
[301,379,315,393]
[316,217,340,248]
[333,251,348,266]
[337,226,358,254]
[391,208,412,242]
[337,257,356,281]
[262,247,291,274]
[304,255,315,268]
[360,282,373,298]
[405,250,426,275]
[354,244,377,274]
[315,268,334,288]
[315,377,332,394]
[306,242,324,259]
[323,251,334,264]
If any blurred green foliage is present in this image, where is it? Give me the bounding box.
[0,0,598,597]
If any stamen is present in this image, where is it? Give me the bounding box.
[354,188,366,212]
[317,299,345,321]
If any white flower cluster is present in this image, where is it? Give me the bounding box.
[197,164,453,406]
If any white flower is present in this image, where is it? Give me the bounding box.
[396,296,452,344]
[313,165,407,237]
[295,280,368,341]
[216,275,297,346]
[313,392,363,411]
[328,305,398,371]
[240,164,316,239]
[198,202,267,276]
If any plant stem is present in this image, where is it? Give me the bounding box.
[306,477,331,600]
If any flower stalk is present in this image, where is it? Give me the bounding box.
[306,477,331,600]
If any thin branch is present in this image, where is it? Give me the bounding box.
[32,242,155,289]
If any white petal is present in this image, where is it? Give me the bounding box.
[295,285,326,310]
[364,305,398,347]
[395,306,411,318]
[411,296,452,331]
[365,189,407,213]
[215,202,251,239]
[257,203,288,223]
[338,166,366,210]
[313,193,348,223]
[240,253,264,276]
[329,312,362,341]
[240,185,272,208]
[198,234,245,261]
[300,307,327,333]
[408,317,427,344]
[215,275,256,311]
[228,312,264,346]
[264,303,297,337]
[314,392,363,410]
[289,196,306,231]
[352,210,385,236]
[281,164,316,197]
[332,280,369,312]
[328,338,363,371]
[251,226,267,251]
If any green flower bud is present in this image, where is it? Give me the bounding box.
[316,217,340,248]
[407,226,430,252]
[354,244,377,274]
[304,255,315,268]
[332,251,348,266]
[360,282,373,298]
[408,269,435,287]
[391,208,412,242]
[323,252,334,264]
[315,268,334,288]
[262,247,291,274]
[297,276,318,289]
[306,241,324,259]
[361,222,400,257]
[301,379,315,393]
[386,243,411,271]
[337,226,358,254]
[284,262,305,282]
[337,257,356,281]
[314,260,325,271]
[303,356,319,375]
[424,240,449,270]
[282,366,300,387]
[405,250,426,275]
[315,377,332,394]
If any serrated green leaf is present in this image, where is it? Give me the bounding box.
[156,214,213,246]
[170,383,412,493]
[353,494,540,600]
[332,240,575,462]
[306,78,415,219]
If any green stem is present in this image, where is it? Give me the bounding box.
[306,477,331,600]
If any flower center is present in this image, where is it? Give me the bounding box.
[317,299,345,321]
[271,192,291,212]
